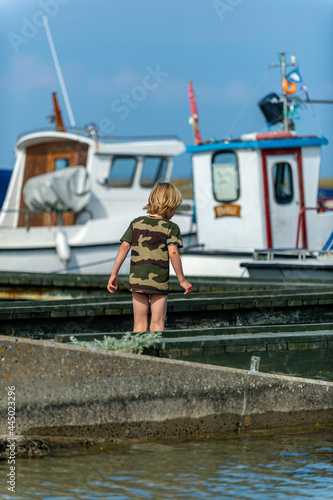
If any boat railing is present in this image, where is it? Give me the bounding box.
[0,207,94,230]
[253,248,333,263]
[318,197,333,206]
[17,127,182,143]
[296,205,333,248]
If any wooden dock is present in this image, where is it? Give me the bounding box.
[1,271,333,301]
[1,281,333,337]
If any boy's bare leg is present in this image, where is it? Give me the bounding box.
[150,294,168,331]
[132,292,149,332]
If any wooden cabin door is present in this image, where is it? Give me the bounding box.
[18,141,88,227]
[262,148,306,248]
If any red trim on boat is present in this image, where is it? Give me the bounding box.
[296,149,308,248]
[261,152,273,248]
[261,147,307,249]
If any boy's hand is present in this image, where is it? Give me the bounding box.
[180,280,192,295]
[107,274,118,293]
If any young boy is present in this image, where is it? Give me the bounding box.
[107,182,192,332]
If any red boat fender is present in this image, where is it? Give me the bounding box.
[241,131,296,141]
[256,131,295,140]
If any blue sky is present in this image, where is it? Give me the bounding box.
[1,0,332,179]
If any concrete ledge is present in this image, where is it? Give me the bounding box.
[1,336,333,457]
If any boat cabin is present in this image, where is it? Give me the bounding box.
[188,132,331,252]
[0,130,186,230]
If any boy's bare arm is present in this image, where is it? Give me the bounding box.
[107,241,131,293]
[168,245,192,295]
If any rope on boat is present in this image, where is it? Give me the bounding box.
[225,69,271,138]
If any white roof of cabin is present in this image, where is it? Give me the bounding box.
[16,130,185,156]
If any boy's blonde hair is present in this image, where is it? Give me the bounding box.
[144,182,182,217]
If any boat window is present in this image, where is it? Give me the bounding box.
[55,158,70,170]
[108,156,137,187]
[273,162,293,204]
[140,157,168,188]
[212,151,239,202]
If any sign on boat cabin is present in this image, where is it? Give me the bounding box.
[188,132,330,252]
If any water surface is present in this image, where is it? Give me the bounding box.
[1,430,332,499]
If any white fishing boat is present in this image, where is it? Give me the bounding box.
[180,129,333,277]
[179,53,333,278]
[0,105,195,275]
[0,18,196,276]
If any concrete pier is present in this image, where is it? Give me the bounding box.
[1,335,333,457]
[57,323,333,378]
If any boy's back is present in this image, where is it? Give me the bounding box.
[121,215,183,295]
[107,181,192,332]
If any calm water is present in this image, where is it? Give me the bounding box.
[1,430,333,499]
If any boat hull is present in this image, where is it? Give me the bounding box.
[242,261,333,279]
[0,243,125,275]
[179,250,252,277]
[0,233,198,275]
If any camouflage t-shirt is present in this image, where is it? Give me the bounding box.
[121,215,183,295]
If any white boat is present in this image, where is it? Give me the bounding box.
[0,19,196,277]
[180,130,333,277]
[0,117,195,274]
[179,53,333,278]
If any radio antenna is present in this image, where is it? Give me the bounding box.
[43,16,76,130]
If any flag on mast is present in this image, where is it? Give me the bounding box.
[301,84,311,103]
[188,80,202,145]
[286,68,302,83]
[286,66,311,102]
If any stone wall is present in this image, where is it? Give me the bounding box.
[1,336,333,456]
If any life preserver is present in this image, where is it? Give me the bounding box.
[282,78,296,94]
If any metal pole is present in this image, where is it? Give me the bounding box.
[43,16,76,130]
[280,52,289,131]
